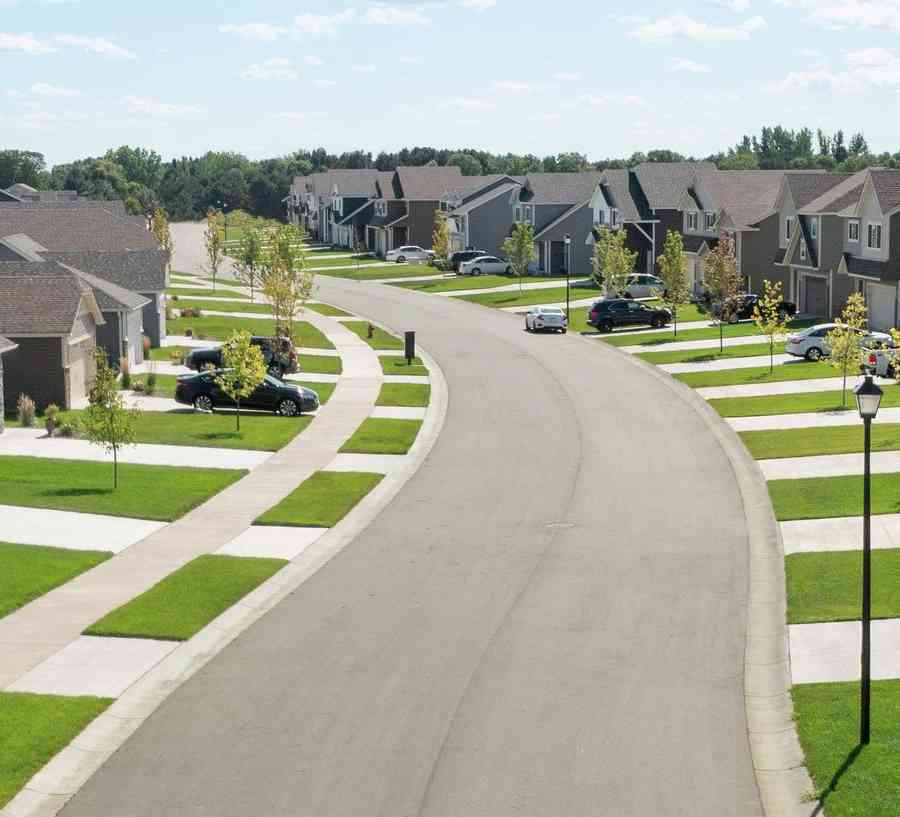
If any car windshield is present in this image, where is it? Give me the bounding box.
[263,375,284,387]
[543,308,563,314]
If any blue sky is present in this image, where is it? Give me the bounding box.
[3,0,900,167]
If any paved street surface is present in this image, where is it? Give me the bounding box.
[61,225,762,817]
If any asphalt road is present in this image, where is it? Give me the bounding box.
[62,238,762,817]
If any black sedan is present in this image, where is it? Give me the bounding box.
[174,370,319,416]
[587,298,671,332]
[711,293,797,324]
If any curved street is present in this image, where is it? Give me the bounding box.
[61,263,762,816]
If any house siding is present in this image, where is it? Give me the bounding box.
[95,311,122,365]
[535,204,595,278]
[468,193,516,257]
[3,337,65,411]
[742,213,781,295]
[141,292,164,346]
[407,201,440,249]
[0,354,4,432]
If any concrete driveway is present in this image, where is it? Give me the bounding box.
[62,237,762,817]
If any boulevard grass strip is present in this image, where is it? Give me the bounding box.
[0,692,111,809]
[600,317,815,348]
[710,386,900,418]
[787,550,900,624]
[85,555,286,641]
[305,303,353,317]
[393,273,554,293]
[793,680,900,817]
[0,456,246,522]
[172,299,273,315]
[148,345,193,362]
[120,374,178,398]
[306,255,379,269]
[339,418,422,455]
[167,316,334,350]
[295,380,335,404]
[376,383,431,407]
[638,341,778,365]
[769,473,900,521]
[0,543,111,620]
[254,471,384,528]
[459,285,599,309]
[299,354,342,375]
[166,287,247,300]
[380,355,428,377]
[741,423,900,460]
[315,264,440,281]
[675,361,828,389]
[343,321,403,350]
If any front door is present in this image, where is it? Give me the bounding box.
[868,282,897,330]
[803,276,828,317]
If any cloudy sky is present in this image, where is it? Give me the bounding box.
[3,0,900,166]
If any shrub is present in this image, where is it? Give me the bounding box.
[185,327,193,337]
[57,420,79,438]
[165,306,175,321]
[170,294,179,302]
[44,403,61,435]
[146,362,158,396]
[169,350,184,364]
[16,394,35,427]
[119,357,131,390]
[131,379,146,393]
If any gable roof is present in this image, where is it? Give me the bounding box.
[784,172,852,209]
[374,171,400,200]
[0,189,22,202]
[870,169,900,213]
[0,335,16,354]
[533,200,591,240]
[42,249,167,292]
[595,169,652,222]
[800,170,869,214]
[59,263,150,312]
[703,170,786,230]
[450,181,521,216]
[328,169,382,198]
[395,166,463,200]
[0,199,127,216]
[6,186,79,202]
[633,162,717,210]
[522,171,604,205]
[0,208,159,252]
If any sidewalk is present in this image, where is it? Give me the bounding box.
[726,407,900,432]
[781,513,900,554]
[696,375,892,401]
[620,333,763,354]
[659,353,793,375]
[790,619,900,684]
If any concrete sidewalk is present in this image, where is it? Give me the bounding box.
[759,449,900,480]
[726,407,900,432]
[659,353,793,375]
[781,513,900,554]
[790,618,900,684]
[696,375,892,401]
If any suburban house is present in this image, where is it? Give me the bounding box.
[325,169,383,249]
[442,175,524,256]
[0,335,17,432]
[0,261,104,410]
[288,172,330,239]
[2,184,78,202]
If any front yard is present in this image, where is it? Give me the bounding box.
[339,418,422,454]
[254,471,384,528]
[167,316,334,349]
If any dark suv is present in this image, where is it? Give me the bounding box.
[185,336,298,377]
[587,299,671,332]
[711,293,797,324]
[449,249,488,272]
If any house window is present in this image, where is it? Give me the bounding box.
[799,243,807,262]
[868,223,883,250]
[848,220,860,242]
[687,211,698,231]
[611,209,619,227]
[597,209,606,226]
[523,205,533,223]
[809,217,817,239]
[514,205,522,222]
[705,212,716,231]
[785,217,793,242]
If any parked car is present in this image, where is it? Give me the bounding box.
[385,245,435,263]
[525,306,567,333]
[459,255,513,276]
[622,274,665,299]
[450,249,488,272]
[713,293,797,324]
[185,336,298,377]
[175,370,319,416]
[786,323,894,361]
[587,299,671,332]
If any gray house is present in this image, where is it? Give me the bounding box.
[0,335,17,432]
[324,169,383,249]
[443,176,524,256]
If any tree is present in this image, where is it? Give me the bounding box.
[592,227,637,299]
[260,224,314,343]
[446,152,483,176]
[753,279,791,373]
[234,227,264,299]
[849,132,869,157]
[431,210,451,267]
[703,233,743,352]
[204,210,225,293]
[81,348,139,489]
[501,223,537,294]
[0,150,48,188]
[825,292,868,408]
[150,207,173,272]
[832,130,849,164]
[656,229,690,337]
[216,330,268,431]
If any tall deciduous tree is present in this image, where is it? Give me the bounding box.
[150,207,173,271]
[753,279,791,373]
[656,229,690,337]
[431,211,451,268]
[826,292,868,408]
[204,209,225,293]
[216,330,268,431]
[502,223,537,293]
[235,227,264,300]
[592,227,637,299]
[703,233,743,352]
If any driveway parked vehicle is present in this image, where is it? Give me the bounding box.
[622,274,665,299]
[185,337,298,378]
[450,249,488,272]
[714,293,797,324]
[175,370,319,416]
[587,299,671,332]
[525,306,567,333]
[385,245,435,263]
[786,323,893,361]
[458,255,513,276]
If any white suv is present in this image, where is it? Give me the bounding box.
[384,245,435,263]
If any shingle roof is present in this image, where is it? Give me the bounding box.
[395,166,464,200]
[0,233,46,261]
[327,169,382,197]
[683,235,718,253]
[784,172,852,208]
[703,170,786,229]
[444,174,523,201]
[844,254,900,282]
[533,200,590,240]
[58,263,150,312]
[801,170,868,214]
[522,171,605,205]
[6,186,79,202]
[870,169,900,212]
[43,249,167,292]
[0,189,22,202]
[0,208,159,252]
[0,335,16,354]
[0,261,98,335]
[0,199,127,216]
[375,171,400,200]
[337,199,374,226]
[450,182,521,216]
[596,169,652,222]
[633,162,718,210]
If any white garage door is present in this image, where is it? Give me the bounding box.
[868,282,897,331]
[67,339,93,408]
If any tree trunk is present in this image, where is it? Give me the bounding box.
[673,305,678,338]
[113,444,118,490]
[719,321,724,353]
[770,336,774,374]
[236,397,241,431]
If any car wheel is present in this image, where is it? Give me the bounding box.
[600,320,613,333]
[806,347,823,362]
[193,394,213,412]
[651,317,664,329]
[276,398,300,417]
[728,313,740,325]
[525,320,531,332]
[561,328,567,334]
[471,267,481,276]
[505,266,512,274]
[397,256,406,263]
[624,292,633,299]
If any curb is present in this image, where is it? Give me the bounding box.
[1,337,448,817]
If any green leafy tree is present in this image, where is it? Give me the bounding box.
[592,227,637,298]
[235,227,264,299]
[260,224,313,342]
[431,210,451,268]
[656,229,690,337]
[81,348,139,489]
[826,292,868,408]
[501,222,537,293]
[216,330,268,431]
[753,279,791,373]
[703,233,743,352]
[150,207,173,275]
[204,209,225,293]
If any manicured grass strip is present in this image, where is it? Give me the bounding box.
[376,383,431,407]
[741,424,900,460]
[769,473,900,521]
[168,316,334,349]
[254,471,383,528]
[173,299,273,315]
[294,380,335,404]
[638,341,777,365]
[0,692,111,809]
[343,321,403,350]
[675,361,828,389]
[793,680,900,817]
[316,264,439,281]
[600,317,815,348]
[0,543,110,619]
[339,418,421,454]
[459,285,599,309]
[120,373,178,399]
[305,303,353,317]
[307,255,379,268]
[787,550,900,624]
[710,386,900,418]
[166,287,247,300]
[0,456,245,522]
[85,555,285,641]
[393,273,556,293]
[148,345,193,362]
[380,355,428,377]
[298,354,342,375]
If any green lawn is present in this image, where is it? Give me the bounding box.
[339,418,422,454]
[122,373,178,398]
[741,424,900,460]
[459,285,599,309]
[315,263,440,281]
[299,354,342,375]
[638,341,778,365]
[344,321,403,350]
[293,380,335,404]
[167,316,334,349]
[172,299,273,315]
[254,471,384,528]
[306,254,379,268]
[85,554,285,641]
[769,473,900,521]
[675,361,829,389]
[305,303,353,317]
[376,383,430,407]
[600,318,815,348]
[793,680,900,817]
[787,550,900,624]
[393,273,558,293]
[0,456,245,521]
[166,287,247,300]
[380,355,428,377]
[148,345,192,362]
[710,386,900,418]
[0,542,111,619]
[0,692,111,809]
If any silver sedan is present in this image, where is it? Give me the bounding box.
[525,306,567,333]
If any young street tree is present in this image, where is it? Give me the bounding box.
[431,210,451,269]
[81,348,139,489]
[753,279,791,373]
[502,222,537,293]
[216,330,268,431]
[592,227,637,299]
[151,207,173,271]
[260,224,314,344]
[826,292,868,408]
[656,229,690,337]
[235,227,264,300]
[204,209,225,293]
[703,233,743,352]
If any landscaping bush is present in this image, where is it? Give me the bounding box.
[169,293,179,301]
[43,404,60,436]
[16,394,35,427]
[56,420,79,438]
[169,350,184,364]
[146,371,157,396]
[131,379,146,393]
[165,306,175,321]
[119,357,131,390]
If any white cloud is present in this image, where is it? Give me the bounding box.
[362,5,430,24]
[553,71,580,81]
[459,0,496,10]
[778,0,900,32]
[352,63,376,72]
[577,93,647,106]
[846,46,896,66]
[0,32,56,54]
[218,22,287,40]
[30,82,80,96]
[442,96,496,110]
[493,80,537,92]
[125,95,204,116]
[314,78,337,86]
[293,10,356,35]
[671,57,711,73]
[631,13,766,41]
[304,55,324,66]
[53,34,136,59]
[768,46,900,92]
[241,58,298,80]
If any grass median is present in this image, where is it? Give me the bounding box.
[638,341,777,365]
[340,418,421,454]
[167,316,334,349]
[741,423,900,460]
[85,554,285,641]
[458,285,597,309]
[380,355,428,377]
[254,471,384,528]
[393,273,554,293]
[305,303,353,317]
[165,287,248,300]
[299,354,343,375]
[769,473,900,521]
[600,317,814,348]
[171,299,273,315]
[376,383,430,407]
[344,321,403,350]
[675,360,829,389]
[315,264,439,281]
[710,386,900,417]
[0,456,245,521]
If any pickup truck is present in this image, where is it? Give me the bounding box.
[184,336,298,377]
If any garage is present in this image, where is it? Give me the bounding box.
[867,282,897,331]
[66,337,94,409]
[802,275,828,317]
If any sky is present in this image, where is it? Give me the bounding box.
[3,0,900,167]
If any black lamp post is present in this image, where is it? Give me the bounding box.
[217,200,228,242]
[564,234,571,324]
[854,373,883,745]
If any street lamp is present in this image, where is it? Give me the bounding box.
[217,200,228,242]
[854,373,883,745]
[564,234,571,324]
